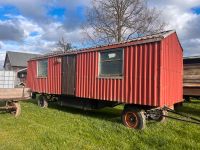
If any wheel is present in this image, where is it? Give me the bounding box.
[150,110,168,123]
[121,107,146,130]
[9,102,21,117]
[38,95,48,108]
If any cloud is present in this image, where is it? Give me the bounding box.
[150,0,200,56]
[14,15,43,37]
[57,0,91,8]
[149,0,200,10]
[63,7,86,32]
[41,23,85,45]
[0,20,24,41]
[0,0,50,24]
[41,22,64,41]
[0,0,199,70]
[184,15,200,39]
[0,0,91,26]
[51,1,90,31]
[0,14,45,43]
[182,39,200,56]
[0,0,90,43]
[0,1,91,68]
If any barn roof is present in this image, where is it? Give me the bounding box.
[4,51,40,67]
[30,30,176,60]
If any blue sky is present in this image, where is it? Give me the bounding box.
[0,0,200,67]
[192,6,200,14]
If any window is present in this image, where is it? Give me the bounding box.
[37,60,48,77]
[99,49,123,77]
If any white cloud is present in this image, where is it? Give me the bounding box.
[150,0,200,56]
[0,19,24,41]
[149,0,200,10]
[4,15,44,37]
[0,0,50,23]
[0,0,199,69]
[182,38,200,56]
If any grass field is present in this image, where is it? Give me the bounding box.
[0,99,200,150]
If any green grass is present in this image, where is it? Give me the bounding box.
[0,99,200,150]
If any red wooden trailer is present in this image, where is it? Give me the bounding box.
[183,56,200,101]
[27,30,183,129]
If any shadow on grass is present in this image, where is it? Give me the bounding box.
[23,99,200,126]
[186,100,200,104]
[176,105,200,118]
[24,99,122,124]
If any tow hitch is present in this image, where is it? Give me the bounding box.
[162,106,200,125]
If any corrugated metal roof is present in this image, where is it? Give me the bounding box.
[31,30,176,60]
[5,51,40,67]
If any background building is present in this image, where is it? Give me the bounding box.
[3,51,39,71]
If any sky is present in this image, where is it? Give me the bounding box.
[0,0,200,68]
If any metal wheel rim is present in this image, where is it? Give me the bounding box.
[125,112,138,128]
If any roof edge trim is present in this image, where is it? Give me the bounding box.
[29,37,163,61]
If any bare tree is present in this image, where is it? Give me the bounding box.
[57,37,73,51]
[83,0,166,45]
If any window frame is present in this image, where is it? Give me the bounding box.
[37,59,48,78]
[98,48,124,78]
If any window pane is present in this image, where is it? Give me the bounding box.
[99,49,123,77]
[100,60,122,76]
[38,60,48,77]
[101,49,122,61]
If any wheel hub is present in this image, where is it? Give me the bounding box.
[125,112,138,128]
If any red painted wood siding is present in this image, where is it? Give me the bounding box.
[160,33,183,106]
[76,41,162,106]
[27,57,61,94]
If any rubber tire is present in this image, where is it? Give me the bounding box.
[121,108,146,130]
[38,95,48,108]
[10,102,21,117]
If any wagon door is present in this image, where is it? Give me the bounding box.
[62,55,76,95]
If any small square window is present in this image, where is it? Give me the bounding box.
[37,59,48,77]
[99,49,123,77]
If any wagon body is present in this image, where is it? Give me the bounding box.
[0,70,31,117]
[0,88,31,100]
[0,88,31,117]
[183,56,200,100]
[27,30,183,108]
